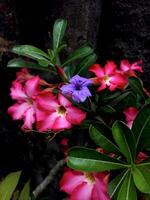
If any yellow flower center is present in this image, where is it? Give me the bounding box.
[27,98,33,105]
[57,106,67,116]
[104,75,110,84]
[84,173,95,184]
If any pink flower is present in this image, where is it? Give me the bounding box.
[8,76,41,130]
[120,60,143,77]
[123,107,138,128]
[89,61,126,91]
[60,169,110,200]
[136,152,148,164]
[16,68,33,83]
[36,93,86,132]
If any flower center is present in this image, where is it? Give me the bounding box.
[57,106,67,116]
[75,83,82,91]
[104,75,110,84]
[27,98,33,105]
[84,173,95,184]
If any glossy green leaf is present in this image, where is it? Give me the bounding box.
[0,171,21,200]
[19,180,30,200]
[132,104,150,149]
[53,19,67,50]
[133,166,150,193]
[128,77,145,99]
[7,58,52,71]
[62,45,94,67]
[117,171,137,200]
[108,170,129,198]
[67,147,128,172]
[110,92,131,107]
[112,121,136,163]
[89,125,120,153]
[99,105,116,114]
[11,45,50,61]
[137,158,150,167]
[75,53,97,75]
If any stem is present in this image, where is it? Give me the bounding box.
[33,159,65,198]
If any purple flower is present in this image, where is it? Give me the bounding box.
[61,75,92,103]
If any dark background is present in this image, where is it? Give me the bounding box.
[0,0,150,199]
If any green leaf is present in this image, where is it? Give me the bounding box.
[11,45,50,62]
[108,170,129,198]
[19,180,30,200]
[132,104,150,150]
[128,77,145,99]
[112,121,136,163]
[117,171,137,200]
[53,19,67,50]
[89,125,120,153]
[133,166,150,194]
[67,147,128,172]
[109,92,131,107]
[7,58,51,71]
[0,171,21,200]
[62,45,94,67]
[137,158,150,167]
[75,53,97,75]
[99,105,116,114]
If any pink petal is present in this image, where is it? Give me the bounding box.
[37,92,59,111]
[104,61,117,75]
[16,68,33,83]
[97,82,107,91]
[36,112,58,132]
[66,106,86,125]
[60,170,85,194]
[58,94,72,107]
[131,61,143,72]
[10,81,27,100]
[25,76,40,97]
[89,64,104,78]
[92,179,110,200]
[110,74,127,89]
[70,182,93,200]
[120,60,130,72]
[22,107,35,130]
[123,107,138,122]
[52,116,72,131]
[8,102,29,120]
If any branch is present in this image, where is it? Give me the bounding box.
[33,159,65,198]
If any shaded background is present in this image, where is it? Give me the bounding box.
[0,0,150,199]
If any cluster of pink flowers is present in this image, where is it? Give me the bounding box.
[7,60,145,200]
[8,60,143,132]
[89,60,143,91]
[8,69,86,131]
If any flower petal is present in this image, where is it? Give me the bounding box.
[92,179,110,200]
[120,60,130,72]
[25,76,40,97]
[22,107,35,130]
[8,102,29,120]
[89,64,104,78]
[52,116,72,131]
[58,94,72,107]
[104,61,117,75]
[36,112,58,132]
[10,81,27,100]
[37,92,59,111]
[60,170,85,194]
[70,182,93,200]
[66,106,86,125]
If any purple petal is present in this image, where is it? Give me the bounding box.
[61,84,75,94]
[70,75,92,86]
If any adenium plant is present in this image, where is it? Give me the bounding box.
[4,19,150,200]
